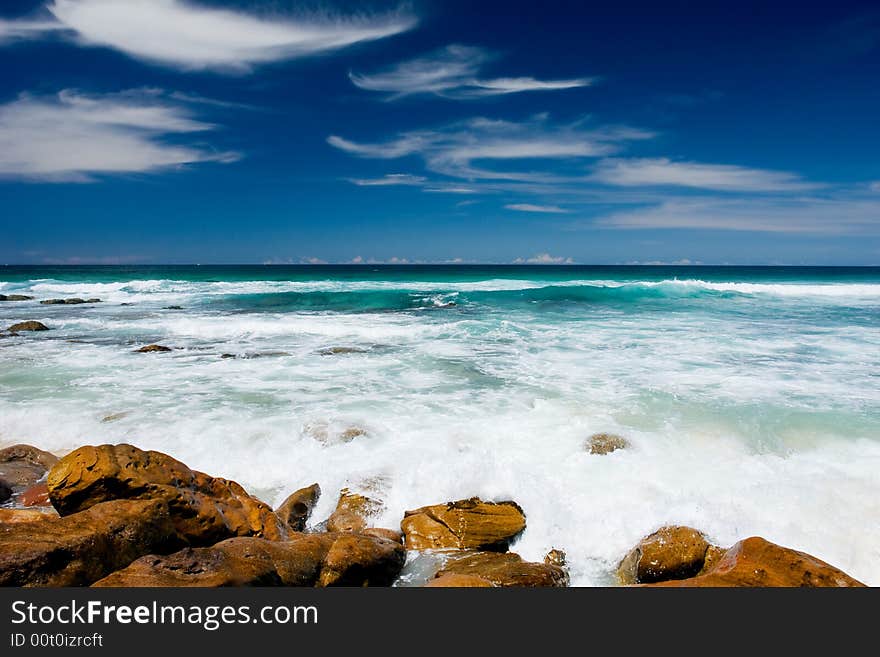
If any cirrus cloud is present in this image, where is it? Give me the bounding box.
[0,0,415,72]
[349,44,593,99]
[506,203,570,213]
[591,157,816,192]
[0,88,239,182]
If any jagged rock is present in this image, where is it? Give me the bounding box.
[7,321,49,332]
[93,533,406,588]
[425,573,496,587]
[47,443,286,546]
[275,483,321,532]
[326,489,383,533]
[643,537,865,587]
[586,433,629,455]
[0,480,10,503]
[544,549,566,567]
[0,499,178,587]
[401,498,526,551]
[434,551,568,587]
[135,344,173,353]
[101,412,129,423]
[0,295,33,301]
[163,306,184,310]
[617,526,713,584]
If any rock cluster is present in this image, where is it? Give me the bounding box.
[40,298,102,305]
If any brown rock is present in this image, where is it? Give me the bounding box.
[0,499,178,587]
[0,295,34,301]
[18,482,51,507]
[326,488,383,533]
[645,537,866,587]
[401,497,526,551]
[40,299,67,305]
[7,321,49,332]
[586,432,629,455]
[94,532,405,588]
[544,549,566,567]
[318,533,406,587]
[0,508,58,524]
[135,344,172,353]
[275,483,321,532]
[363,528,403,544]
[436,551,568,587]
[339,427,367,442]
[617,526,711,584]
[700,544,727,574]
[0,444,58,493]
[101,412,129,423]
[47,443,286,546]
[425,573,495,587]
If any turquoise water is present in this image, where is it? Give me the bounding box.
[1,265,879,584]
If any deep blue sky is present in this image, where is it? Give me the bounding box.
[1,0,879,264]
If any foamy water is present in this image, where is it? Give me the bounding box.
[1,265,878,585]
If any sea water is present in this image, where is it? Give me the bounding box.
[1,265,878,585]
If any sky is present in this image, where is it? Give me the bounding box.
[1,0,879,265]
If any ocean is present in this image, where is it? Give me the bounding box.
[1,265,878,585]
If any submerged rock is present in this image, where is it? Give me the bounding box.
[642,537,865,587]
[163,306,184,310]
[433,551,568,587]
[101,412,129,423]
[617,526,713,584]
[7,321,49,332]
[275,483,321,532]
[40,298,101,305]
[326,489,383,533]
[586,432,629,455]
[93,532,406,588]
[47,443,286,546]
[0,295,33,301]
[0,499,178,587]
[401,497,526,551]
[135,344,172,353]
[318,346,367,356]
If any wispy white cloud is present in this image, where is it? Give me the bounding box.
[349,44,592,99]
[0,88,239,182]
[0,18,65,42]
[329,116,653,182]
[595,197,880,234]
[870,181,880,192]
[0,0,415,72]
[591,157,816,192]
[348,173,426,186]
[506,203,569,213]
[513,253,575,264]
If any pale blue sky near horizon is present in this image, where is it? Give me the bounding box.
[1,0,879,265]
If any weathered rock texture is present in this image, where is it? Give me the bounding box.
[93,533,405,587]
[47,444,286,546]
[326,489,383,533]
[275,483,322,532]
[7,321,48,332]
[0,499,177,587]
[644,537,865,587]
[434,551,568,587]
[617,526,713,584]
[401,498,526,551]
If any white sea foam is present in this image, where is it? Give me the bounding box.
[1,272,878,585]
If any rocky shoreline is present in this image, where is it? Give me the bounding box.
[0,441,865,587]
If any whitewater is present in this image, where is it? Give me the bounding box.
[1,265,878,585]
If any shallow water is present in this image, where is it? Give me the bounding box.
[1,265,878,585]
